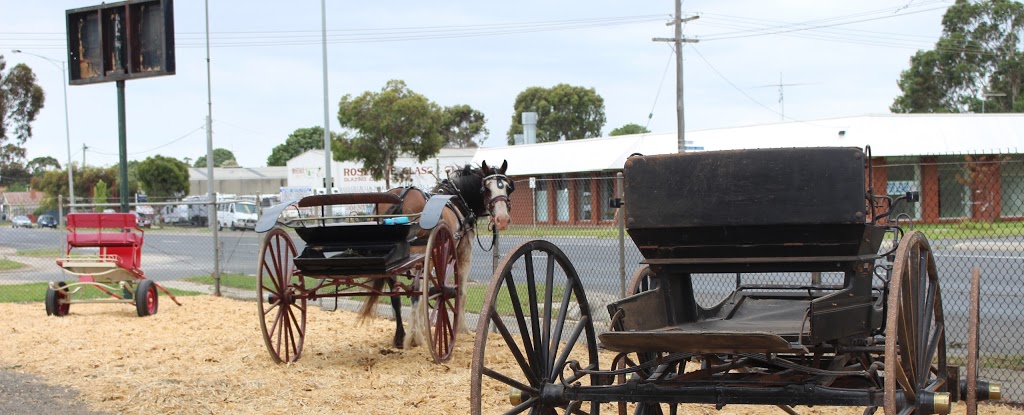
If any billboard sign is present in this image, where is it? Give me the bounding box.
[66,0,175,85]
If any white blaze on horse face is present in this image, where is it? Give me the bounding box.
[485,178,512,231]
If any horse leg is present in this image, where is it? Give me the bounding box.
[386,278,405,349]
[455,229,474,335]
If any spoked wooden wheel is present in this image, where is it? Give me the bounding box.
[256,227,307,364]
[626,265,657,295]
[884,231,950,415]
[422,221,461,363]
[470,240,599,415]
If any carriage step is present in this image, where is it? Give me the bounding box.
[599,330,800,354]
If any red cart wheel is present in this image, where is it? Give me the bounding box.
[422,221,460,363]
[135,279,158,317]
[45,281,70,317]
[256,227,306,364]
[884,231,949,415]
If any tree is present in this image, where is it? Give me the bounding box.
[336,80,445,188]
[193,148,237,167]
[31,165,134,211]
[610,123,651,136]
[136,155,189,199]
[506,83,606,144]
[267,127,342,166]
[27,156,60,176]
[441,104,488,148]
[891,0,1024,113]
[0,55,46,182]
[92,180,109,212]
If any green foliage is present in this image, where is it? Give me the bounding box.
[92,180,109,211]
[136,155,189,198]
[0,55,46,179]
[441,104,488,148]
[267,127,342,166]
[335,79,445,188]
[193,148,237,168]
[609,123,651,136]
[31,165,133,211]
[26,156,60,175]
[891,0,1024,113]
[506,83,606,144]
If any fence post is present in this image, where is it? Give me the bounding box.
[492,226,500,274]
[617,172,626,299]
[212,198,221,297]
[58,195,65,230]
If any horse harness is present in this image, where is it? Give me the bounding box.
[481,173,515,213]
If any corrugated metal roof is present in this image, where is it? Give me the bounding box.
[473,114,1024,176]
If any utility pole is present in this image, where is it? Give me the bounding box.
[653,0,698,153]
[82,143,88,167]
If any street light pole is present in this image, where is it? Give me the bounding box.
[12,50,76,213]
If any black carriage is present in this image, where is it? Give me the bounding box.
[254,192,463,364]
[470,147,1000,414]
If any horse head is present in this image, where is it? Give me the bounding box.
[480,160,513,231]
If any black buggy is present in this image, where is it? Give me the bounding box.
[470,147,1000,414]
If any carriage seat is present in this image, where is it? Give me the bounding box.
[63,213,144,272]
[623,147,882,260]
[66,213,143,247]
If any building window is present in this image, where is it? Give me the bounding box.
[599,176,616,221]
[535,177,549,222]
[1002,158,1024,217]
[555,175,569,222]
[938,162,969,219]
[887,161,920,221]
[576,176,592,221]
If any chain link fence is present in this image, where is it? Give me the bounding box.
[1,156,1021,400]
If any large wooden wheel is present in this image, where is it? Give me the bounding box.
[422,221,461,363]
[471,240,599,415]
[884,231,949,415]
[256,227,307,364]
[615,265,680,415]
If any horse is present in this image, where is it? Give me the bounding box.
[356,160,514,350]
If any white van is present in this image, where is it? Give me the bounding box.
[217,200,258,231]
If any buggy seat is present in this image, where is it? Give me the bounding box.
[601,147,887,354]
[61,213,144,273]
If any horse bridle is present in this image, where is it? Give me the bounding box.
[481,173,514,214]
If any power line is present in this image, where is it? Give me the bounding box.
[88,124,206,156]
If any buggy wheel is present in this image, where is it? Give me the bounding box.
[884,231,950,415]
[470,240,599,415]
[422,221,460,363]
[45,281,70,317]
[626,265,657,295]
[135,279,158,317]
[616,265,678,415]
[256,227,306,364]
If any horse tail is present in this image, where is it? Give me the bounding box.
[356,278,387,321]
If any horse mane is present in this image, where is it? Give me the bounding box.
[433,164,488,219]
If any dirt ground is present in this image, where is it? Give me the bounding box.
[0,295,1017,415]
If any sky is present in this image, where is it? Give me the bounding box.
[1,0,951,169]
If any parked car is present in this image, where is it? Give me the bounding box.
[11,215,32,228]
[37,214,58,229]
[133,211,153,228]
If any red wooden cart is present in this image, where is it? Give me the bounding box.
[49,213,181,317]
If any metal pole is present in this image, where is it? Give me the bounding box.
[205,0,221,296]
[59,61,75,213]
[320,0,334,195]
[116,80,129,213]
[617,172,626,298]
[58,194,64,230]
[10,51,75,212]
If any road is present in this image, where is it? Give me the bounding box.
[2,227,1022,355]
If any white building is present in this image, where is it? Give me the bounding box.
[285,147,477,194]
